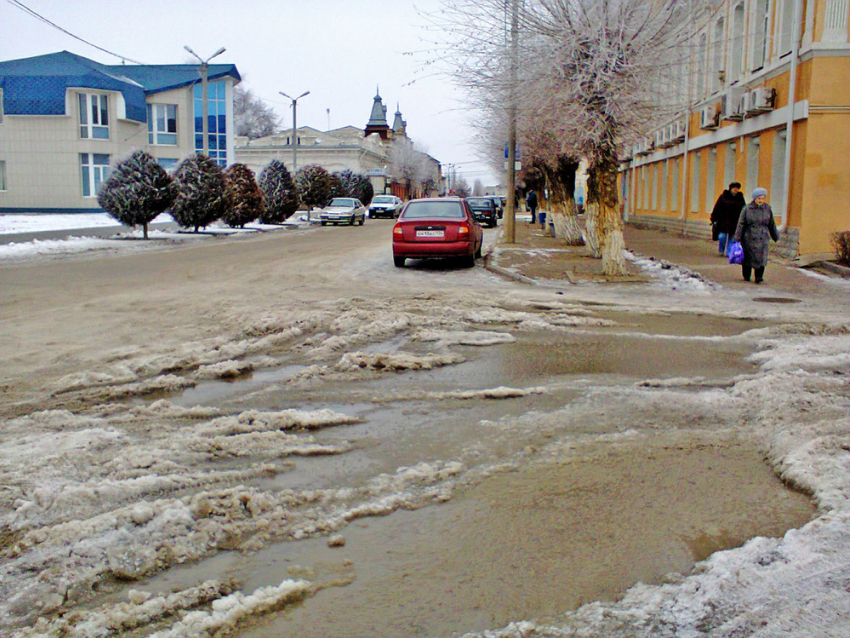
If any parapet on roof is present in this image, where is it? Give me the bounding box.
[0,51,240,123]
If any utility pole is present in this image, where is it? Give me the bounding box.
[184,46,226,157]
[280,91,310,174]
[505,0,519,243]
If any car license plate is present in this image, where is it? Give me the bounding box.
[416,230,444,238]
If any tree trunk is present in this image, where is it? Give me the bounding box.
[143,222,149,240]
[583,202,601,258]
[594,157,627,276]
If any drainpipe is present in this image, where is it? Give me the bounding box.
[780,0,803,232]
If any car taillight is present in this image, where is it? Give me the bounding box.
[393,224,403,237]
[458,223,470,236]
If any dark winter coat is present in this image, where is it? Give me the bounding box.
[710,189,746,236]
[733,202,780,269]
[526,190,538,210]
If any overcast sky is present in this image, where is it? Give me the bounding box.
[1,0,498,184]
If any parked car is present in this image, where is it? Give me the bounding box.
[489,196,504,218]
[369,195,403,218]
[465,197,499,227]
[320,198,366,226]
[392,198,483,268]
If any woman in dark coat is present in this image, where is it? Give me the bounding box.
[710,181,746,255]
[732,187,780,284]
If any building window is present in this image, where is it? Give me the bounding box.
[0,88,4,124]
[81,153,110,197]
[746,136,761,196]
[724,142,737,190]
[0,160,7,191]
[777,0,796,56]
[643,166,650,210]
[651,164,659,210]
[194,82,227,166]
[771,129,788,221]
[671,159,680,212]
[147,104,178,145]
[661,160,669,211]
[79,93,109,139]
[158,158,178,170]
[691,151,701,213]
[729,3,746,83]
[697,33,708,99]
[752,0,770,71]
[705,148,717,214]
[712,18,725,93]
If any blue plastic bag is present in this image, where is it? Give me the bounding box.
[728,241,744,265]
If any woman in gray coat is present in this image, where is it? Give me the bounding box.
[732,187,780,284]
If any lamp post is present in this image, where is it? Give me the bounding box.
[279,91,310,174]
[184,46,226,157]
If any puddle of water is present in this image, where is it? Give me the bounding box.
[164,364,306,407]
[147,437,813,638]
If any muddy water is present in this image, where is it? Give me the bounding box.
[178,438,811,638]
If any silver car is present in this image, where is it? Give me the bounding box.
[320,198,367,226]
[369,195,403,219]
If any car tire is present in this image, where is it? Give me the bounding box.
[349,216,355,226]
[393,256,405,268]
[359,216,365,226]
[475,243,482,258]
[462,254,475,268]
[321,221,327,226]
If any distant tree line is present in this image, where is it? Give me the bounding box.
[97,150,375,237]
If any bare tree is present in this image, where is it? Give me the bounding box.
[436,0,702,274]
[234,85,283,140]
[389,140,430,199]
[473,179,485,196]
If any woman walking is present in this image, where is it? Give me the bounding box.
[711,181,746,255]
[732,187,780,284]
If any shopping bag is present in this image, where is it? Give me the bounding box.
[728,241,744,265]
[711,222,719,241]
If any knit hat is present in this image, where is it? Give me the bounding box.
[752,187,767,199]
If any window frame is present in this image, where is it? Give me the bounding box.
[80,153,111,198]
[79,93,110,140]
[0,160,7,191]
[0,88,4,125]
[147,103,178,146]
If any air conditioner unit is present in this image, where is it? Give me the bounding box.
[700,105,720,130]
[668,120,686,144]
[745,87,776,115]
[721,91,745,121]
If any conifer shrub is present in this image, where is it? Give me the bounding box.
[97,150,177,239]
[295,165,332,210]
[171,155,233,232]
[258,160,300,223]
[223,164,264,228]
[328,173,347,200]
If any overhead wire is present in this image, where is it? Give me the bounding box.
[5,0,147,65]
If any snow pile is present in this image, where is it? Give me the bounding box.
[372,386,547,403]
[415,329,517,346]
[197,408,360,436]
[626,251,716,293]
[146,579,311,638]
[194,360,254,380]
[336,351,465,371]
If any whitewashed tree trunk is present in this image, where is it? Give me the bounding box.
[596,160,628,276]
[583,202,601,258]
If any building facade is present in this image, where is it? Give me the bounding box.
[620,0,849,257]
[0,51,240,213]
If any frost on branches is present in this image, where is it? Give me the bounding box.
[96,150,178,240]
[295,165,332,210]
[171,155,234,233]
[258,160,300,224]
[223,164,265,228]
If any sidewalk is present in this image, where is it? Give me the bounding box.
[487,213,850,304]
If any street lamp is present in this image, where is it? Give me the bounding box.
[279,91,310,174]
[184,45,226,157]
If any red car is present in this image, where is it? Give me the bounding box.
[392,198,484,268]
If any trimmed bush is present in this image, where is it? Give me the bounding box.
[171,155,233,232]
[97,150,177,239]
[223,164,264,228]
[328,173,347,200]
[258,160,300,223]
[832,231,850,264]
[295,165,332,210]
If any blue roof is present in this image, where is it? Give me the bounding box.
[0,51,240,123]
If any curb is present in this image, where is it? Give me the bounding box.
[810,260,850,278]
[482,225,538,285]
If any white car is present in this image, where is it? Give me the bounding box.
[369,195,403,219]
[320,198,367,226]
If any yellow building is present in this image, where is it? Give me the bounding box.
[620,0,849,258]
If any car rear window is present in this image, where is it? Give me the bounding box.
[401,201,465,219]
[330,198,356,207]
[467,199,490,206]
[373,196,394,203]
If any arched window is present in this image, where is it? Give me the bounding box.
[752,0,770,71]
[712,18,726,92]
[729,3,746,83]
